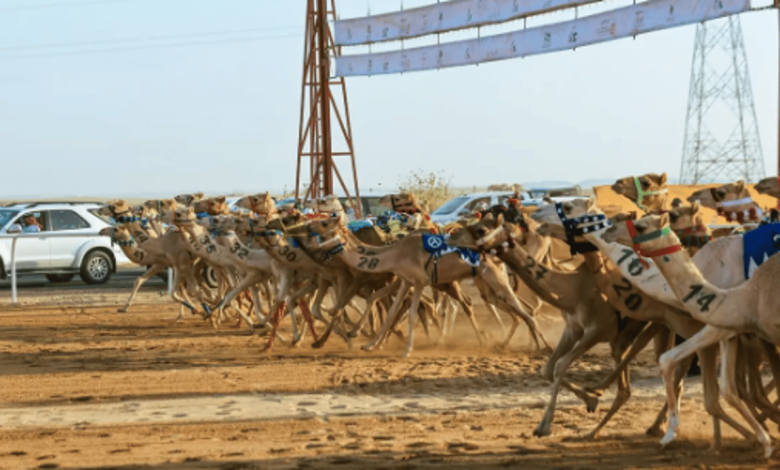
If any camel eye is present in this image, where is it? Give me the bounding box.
[717,189,726,198]
[476,228,486,236]
[641,180,649,189]
[635,224,647,234]
[669,213,679,223]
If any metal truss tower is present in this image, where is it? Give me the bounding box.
[679,16,765,184]
[296,0,361,216]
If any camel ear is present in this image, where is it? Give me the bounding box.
[659,213,670,227]
[736,179,746,192]
[194,192,204,200]
[629,211,637,220]
[587,195,597,210]
[671,198,683,208]
[496,213,505,226]
[187,207,195,216]
[215,196,226,204]
[659,173,668,185]
[691,200,701,213]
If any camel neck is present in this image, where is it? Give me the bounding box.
[646,248,748,330]
[499,243,586,311]
[579,229,684,309]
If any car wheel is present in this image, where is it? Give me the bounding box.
[202,266,218,288]
[45,274,75,283]
[80,251,112,285]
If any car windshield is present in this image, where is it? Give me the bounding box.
[88,208,114,225]
[432,196,470,215]
[529,190,548,199]
[0,209,19,229]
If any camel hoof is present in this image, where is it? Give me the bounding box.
[659,431,676,448]
[533,425,551,438]
[645,425,665,437]
[585,396,599,413]
[347,330,359,339]
[764,445,774,459]
[117,308,128,313]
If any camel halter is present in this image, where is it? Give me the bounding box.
[674,225,712,249]
[626,219,682,266]
[716,197,762,223]
[554,203,608,255]
[633,177,668,212]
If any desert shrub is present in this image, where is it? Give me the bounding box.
[397,169,453,212]
[487,183,524,192]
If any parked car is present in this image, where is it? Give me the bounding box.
[0,202,130,284]
[430,192,531,225]
[523,186,587,208]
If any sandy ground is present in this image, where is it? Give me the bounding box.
[0,282,777,470]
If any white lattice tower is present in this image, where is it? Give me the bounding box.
[679,16,765,184]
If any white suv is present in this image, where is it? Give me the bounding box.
[0,202,130,284]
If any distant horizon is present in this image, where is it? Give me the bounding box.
[0,174,758,203]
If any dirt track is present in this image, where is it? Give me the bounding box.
[0,288,775,469]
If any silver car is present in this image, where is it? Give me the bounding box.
[0,202,130,284]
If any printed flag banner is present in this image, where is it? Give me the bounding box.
[335,0,751,77]
[334,0,600,46]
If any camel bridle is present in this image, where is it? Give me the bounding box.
[554,202,608,255]
[625,219,682,266]
[674,225,713,249]
[715,196,762,223]
[633,176,668,212]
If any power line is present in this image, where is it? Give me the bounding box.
[0,25,300,52]
[0,33,302,60]
[0,0,140,12]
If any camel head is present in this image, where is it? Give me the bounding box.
[101,200,132,218]
[99,224,130,240]
[172,206,196,227]
[204,196,230,216]
[687,180,749,210]
[381,193,425,214]
[611,172,668,212]
[602,213,673,250]
[534,222,566,240]
[307,215,342,239]
[238,192,277,216]
[668,201,704,232]
[174,192,205,207]
[305,194,344,214]
[755,176,780,198]
[530,196,599,226]
[210,214,237,234]
[447,213,509,251]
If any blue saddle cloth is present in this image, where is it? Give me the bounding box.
[743,223,780,278]
[422,234,480,267]
[347,220,374,232]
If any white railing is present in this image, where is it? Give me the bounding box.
[0,231,172,305]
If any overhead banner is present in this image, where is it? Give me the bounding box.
[334,0,600,46]
[335,0,751,77]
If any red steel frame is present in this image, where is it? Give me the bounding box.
[296,0,361,217]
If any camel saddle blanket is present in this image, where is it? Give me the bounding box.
[743,223,780,279]
[422,234,480,267]
[347,220,374,232]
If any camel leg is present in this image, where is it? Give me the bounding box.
[585,359,631,440]
[534,326,603,437]
[479,264,550,350]
[348,279,400,338]
[120,263,168,313]
[582,320,649,440]
[658,325,737,448]
[587,322,665,393]
[719,337,773,458]
[362,280,410,352]
[402,283,425,358]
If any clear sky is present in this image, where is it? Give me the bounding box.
[0,0,777,199]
